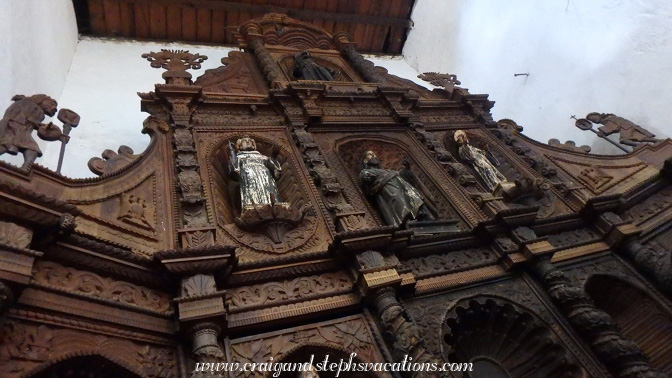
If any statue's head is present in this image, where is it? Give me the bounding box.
[295,50,312,61]
[21,94,57,117]
[586,112,603,123]
[235,136,257,151]
[454,130,468,145]
[362,150,380,168]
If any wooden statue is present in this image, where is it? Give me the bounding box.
[0,94,64,169]
[358,150,437,226]
[292,51,336,81]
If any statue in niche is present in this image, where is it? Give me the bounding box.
[454,130,512,193]
[358,150,438,227]
[0,94,65,170]
[226,136,303,243]
[227,136,283,211]
[586,112,659,147]
[291,51,336,81]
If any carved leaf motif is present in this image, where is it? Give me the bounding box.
[33,261,171,312]
[228,272,353,309]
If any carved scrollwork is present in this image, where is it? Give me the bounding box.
[32,261,171,313]
[227,271,353,311]
[0,321,176,377]
[88,145,140,176]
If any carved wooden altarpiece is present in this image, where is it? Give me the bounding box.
[1,13,672,378]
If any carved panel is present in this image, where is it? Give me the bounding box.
[194,51,269,95]
[31,260,172,313]
[196,128,332,263]
[229,315,388,378]
[401,248,498,279]
[331,133,483,227]
[227,271,354,311]
[0,321,176,377]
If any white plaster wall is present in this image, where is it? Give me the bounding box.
[39,39,235,178]
[404,0,672,154]
[0,0,78,166]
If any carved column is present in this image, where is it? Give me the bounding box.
[248,38,284,85]
[369,287,444,378]
[0,280,12,317]
[354,250,444,378]
[155,246,236,378]
[339,45,386,83]
[532,257,665,378]
[598,212,672,297]
[190,322,225,378]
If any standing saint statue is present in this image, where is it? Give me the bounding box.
[358,150,437,227]
[454,130,507,192]
[291,50,336,81]
[227,136,283,212]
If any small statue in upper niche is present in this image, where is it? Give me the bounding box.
[292,50,336,81]
[585,112,659,147]
[454,130,510,193]
[227,136,283,211]
[0,94,65,170]
[359,150,438,227]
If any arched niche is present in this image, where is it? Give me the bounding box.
[336,136,463,227]
[275,343,378,378]
[442,297,584,378]
[443,130,556,217]
[585,274,672,375]
[208,134,323,254]
[30,355,141,378]
[278,53,355,82]
[210,135,306,224]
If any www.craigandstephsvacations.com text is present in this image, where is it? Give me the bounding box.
[194,354,473,377]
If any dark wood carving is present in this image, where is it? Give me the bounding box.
[1,12,672,378]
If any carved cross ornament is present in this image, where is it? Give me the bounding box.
[141,49,208,84]
[418,72,461,93]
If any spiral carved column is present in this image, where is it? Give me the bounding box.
[532,258,666,378]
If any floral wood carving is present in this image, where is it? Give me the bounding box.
[401,248,497,279]
[32,261,172,313]
[88,145,141,176]
[227,271,353,311]
[229,316,381,378]
[142,49,207,85]
[0,321,176,377]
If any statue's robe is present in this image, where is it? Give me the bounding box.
[359,167,427,226]
[233,151,282,209]
[458,144,506,192]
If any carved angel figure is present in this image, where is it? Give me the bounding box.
[586,112,659,147]
[292,51,336,81]
[358,150,437,227]
[454,130,507,192]
[0,94,64,169]
[227,136,283,211]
